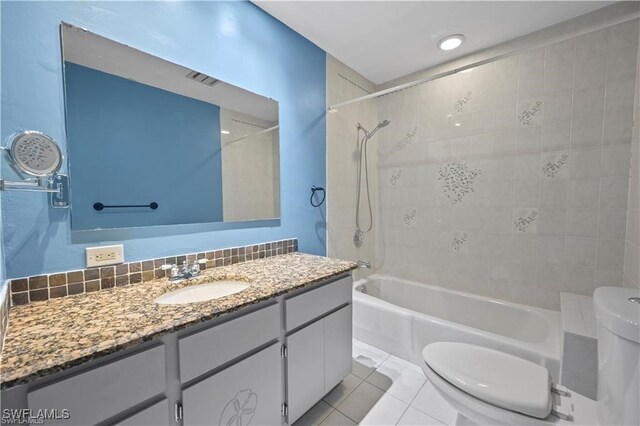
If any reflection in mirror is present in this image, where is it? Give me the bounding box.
[61,23,279,231]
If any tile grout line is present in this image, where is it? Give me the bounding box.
[332,348,392,423]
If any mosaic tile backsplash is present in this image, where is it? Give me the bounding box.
[8,239,297,306]
[375,20,639,310]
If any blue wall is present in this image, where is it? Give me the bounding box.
[0,1,326,279]
[65,62,223,230]
[0,1,4,292]
[0,190,4,293]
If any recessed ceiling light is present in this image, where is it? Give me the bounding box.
[221,130,230,134]
[438,34,466,51]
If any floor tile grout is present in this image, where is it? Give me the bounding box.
[314,339,453,426]
[334,379,366,423]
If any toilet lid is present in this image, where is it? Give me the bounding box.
[422,342,552,419]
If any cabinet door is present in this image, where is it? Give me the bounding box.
[324,305,353,393]
[182,343,282,426]
[287,319,324,423]
[116,399,169,425]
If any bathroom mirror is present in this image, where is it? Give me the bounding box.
[61,23,280,231]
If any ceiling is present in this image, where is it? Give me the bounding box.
[62,23,278,122]
[254,1,614,85]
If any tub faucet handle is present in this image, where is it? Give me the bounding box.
[357,260,371,269]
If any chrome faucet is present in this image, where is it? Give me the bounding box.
[357,260,371,269]
[161,259,207,280]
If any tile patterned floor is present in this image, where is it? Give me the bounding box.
[294,339,459,426]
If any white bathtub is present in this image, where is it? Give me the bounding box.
[353,274,562,381]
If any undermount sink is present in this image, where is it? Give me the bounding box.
[155,281,250,305]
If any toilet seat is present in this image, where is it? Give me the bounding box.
[422,342,552,419]
[421,342,596,425]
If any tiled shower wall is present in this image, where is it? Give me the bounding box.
[326,55,378,276]
[375,20,639,309]
[623,31,640,290]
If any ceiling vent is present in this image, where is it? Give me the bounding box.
[186,70,219,87]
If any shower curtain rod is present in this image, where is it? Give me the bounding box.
[327,12,640,113]
[225,124,279,145]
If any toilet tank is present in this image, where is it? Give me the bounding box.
[593,287,640,426]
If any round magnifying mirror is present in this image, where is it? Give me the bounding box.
[5,131,63,177]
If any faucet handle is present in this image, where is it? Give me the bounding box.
[161,264,180,279]
[190,258,207,273]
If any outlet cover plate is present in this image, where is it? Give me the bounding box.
[86,244,124,268]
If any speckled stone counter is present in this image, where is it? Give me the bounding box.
[0,253,356,389]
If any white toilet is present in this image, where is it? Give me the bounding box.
[422,287,640,426]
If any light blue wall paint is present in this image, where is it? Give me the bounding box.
[0,191,5,291]
[65,62,223,230]
[0,1,326,279]
[0,1,5,292]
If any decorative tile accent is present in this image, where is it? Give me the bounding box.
[454,91,472,113]
[389,169,402,186]
[542,153,569,178]
[519,101,543,126]
[451,233,469,251]
[402,208,417,227]
[402,127,418,145]
[8,238,298,307]
[514,210,539,233]
[438,162,483,205]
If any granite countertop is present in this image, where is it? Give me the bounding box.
[0,253,356,389]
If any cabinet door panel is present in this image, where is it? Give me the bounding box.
[116,399,169,425]
[287,319,324,423]
[27,345,165,426]
[324,305,352,393]
[182,344,282,426]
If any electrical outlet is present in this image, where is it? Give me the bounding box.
[86,244,124,268]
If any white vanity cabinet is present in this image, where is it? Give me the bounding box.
[26,345,166,426]
[182,344,282,426]
[285,277,353,423]
[116,399,170,426]
[323,305,353,393]
[287,320,325,422]
[1,273,353,426]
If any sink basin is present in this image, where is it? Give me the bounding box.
[155,281,250,305]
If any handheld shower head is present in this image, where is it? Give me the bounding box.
[353,118,390,248]
[367,119,391,139]
[357,120,391,140]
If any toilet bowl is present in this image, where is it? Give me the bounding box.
[422,287,639,426]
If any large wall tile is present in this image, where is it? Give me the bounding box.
[368,19,639,308]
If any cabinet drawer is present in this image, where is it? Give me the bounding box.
[182,343,282,426]
[179,303,280,382]
[285,276,351,331]
[27,345,165,426]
